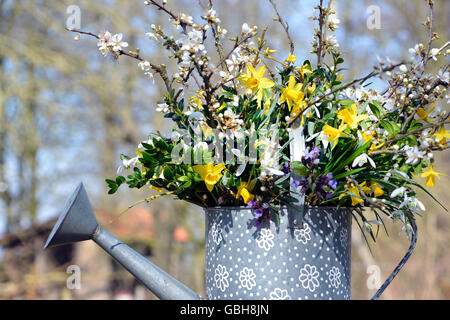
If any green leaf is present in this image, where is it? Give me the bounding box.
[291,161,309,176]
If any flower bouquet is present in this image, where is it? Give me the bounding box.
[68,0,449,299]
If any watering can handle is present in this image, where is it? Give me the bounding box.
[370,219,418,300]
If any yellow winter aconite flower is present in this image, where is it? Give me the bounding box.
[239,65,274,108]
[420,164,447,187]
[285,52,297,63]
[295,64,313,77]
[279,75,306,116]
[433,126,450,145]
[194,163,226,192]
[322,123,348,145]
[337,104,369,130]
[236,182,255,204]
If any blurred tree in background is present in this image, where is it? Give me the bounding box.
[0,0,448,299]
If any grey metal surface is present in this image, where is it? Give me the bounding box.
[93,227,201,300]
[204,206,351,300]
[44,182,201,300]
[44,183,98,248]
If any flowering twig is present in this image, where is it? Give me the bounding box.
[385,117,450,147]
[268,0,294,53]
[288,62,404,126]
[66,28,173,92]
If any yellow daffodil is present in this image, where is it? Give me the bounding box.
[369,181,384,197]
[194,163,226,192]
[307,82,316,95]
[420,164,447,187]
[262,98,272,115]
[239,65,274,108]
[295,64,313,77]
[433,126,450,145]
[337,104,369,130]
[279,75,306,116]
[285,52,297,63]
[322,123,348,146]
[339,184,365,206]
[416,106,435,123]
[236,182,255,204]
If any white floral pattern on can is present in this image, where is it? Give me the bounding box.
[239,267,256,290]
[211,222,223,245]
[256,228,275,251]
[214,264,230,292]
[269,288,291,300]
[299,264,320,292]
[328,266,341,289]
[294,223,311,244]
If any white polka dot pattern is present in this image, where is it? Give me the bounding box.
[204,206,351,300]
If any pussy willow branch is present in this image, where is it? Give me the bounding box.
[288,62,404,126]
[67,28,172,92]
[268,0,294,53]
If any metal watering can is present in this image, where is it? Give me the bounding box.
[44,183,201,300]
[45,183,417,300]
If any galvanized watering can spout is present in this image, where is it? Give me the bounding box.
[44,182,201,300]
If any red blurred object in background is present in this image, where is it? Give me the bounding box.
[173,226,190,242]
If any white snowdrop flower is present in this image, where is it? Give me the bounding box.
[111,33,128,52]
[390,187,406,198]
[352,153,376,168]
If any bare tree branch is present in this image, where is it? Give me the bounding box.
[268,0,294,53]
